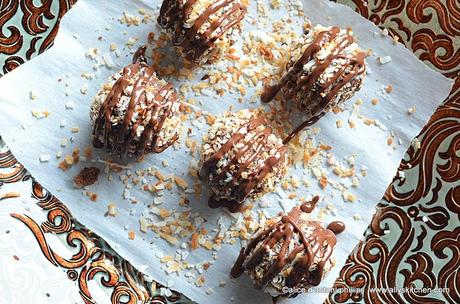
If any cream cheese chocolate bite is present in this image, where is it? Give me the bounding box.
[199,109,288,212]
[91,62,181,159]
[158,0,247,65]
[262,25,367,142]
[231,196,337,298]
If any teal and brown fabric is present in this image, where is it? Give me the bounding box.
[0,0,75,75]
[327,1,460,303]
[1,1,459,303]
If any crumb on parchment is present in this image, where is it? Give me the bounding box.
[28,0,402,293]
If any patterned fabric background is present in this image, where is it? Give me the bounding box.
[0,145,189,303]
[0,0,459,303]
[0,0,76,75]
[327,1,460,303]
[335,0,460,92]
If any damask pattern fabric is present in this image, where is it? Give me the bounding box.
[0,0,76,75]
[328,1,460,303]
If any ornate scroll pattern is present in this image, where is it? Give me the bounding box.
[0,0,76,75]
[0,148,26,184]
[0,0,22,56]
[334,0,460,92]
[327,0,460,302]
[0,148,189,304]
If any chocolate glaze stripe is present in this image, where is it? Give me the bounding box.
[93,63,178,158]
[323,52,366,102]
[283,113,324,144]
[231,196,337,289]
[288,28,343,102]
[327,221,346,235]
[263,27,367,143]
[132,45,147,64]
[158,0,246,62]
[200,117,288,212]
[260,28,338,103]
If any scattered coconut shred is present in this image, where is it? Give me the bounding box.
[31,0,410,295]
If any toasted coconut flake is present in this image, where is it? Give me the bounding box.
[174,176,189,189]
[107,203,117,217]
[160,232,178,245]
[128,231,136,240]
[74,167,100,187]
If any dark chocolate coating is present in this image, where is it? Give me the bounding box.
[262,26,367,143]
[199,116,288,212]
[92,63,180,159]
[158,0,247,64]
[231,196,337,297]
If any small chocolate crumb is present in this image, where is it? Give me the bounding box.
[327,221,346,235]
[74,167,100,187]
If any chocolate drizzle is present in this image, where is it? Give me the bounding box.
[231,196,337,292]
[262,26,367,143]
[283,114,323,144]
[199,117,287,212]
[158,0,247,63]
[132,45,147,64]
[327,221,346,235]
[92,63,179,158]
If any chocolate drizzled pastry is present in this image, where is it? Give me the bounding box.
[199,110,288,212]
[158,0,247,64]
[90,62,181,159]
[262,25,367,143]
[231,196,337,297]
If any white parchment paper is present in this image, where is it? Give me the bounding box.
[0,0,453,303]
